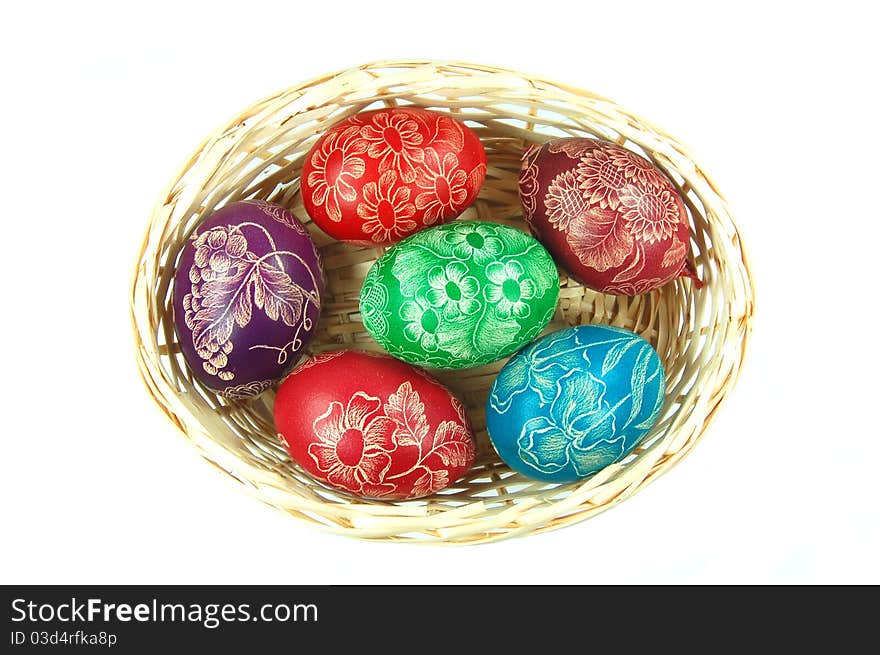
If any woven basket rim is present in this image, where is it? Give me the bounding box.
[130,59,755,544]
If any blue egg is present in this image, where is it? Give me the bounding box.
[486,325,666,483]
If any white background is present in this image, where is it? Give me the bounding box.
[1,1,877,584]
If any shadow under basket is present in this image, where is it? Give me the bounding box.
[130,60,755,544]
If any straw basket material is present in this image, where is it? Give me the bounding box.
[130,60,754,544]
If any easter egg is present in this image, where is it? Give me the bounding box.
[274,350,476,499]
[301,107,486,245]
[172,200,324,399]
[486,325,665,482]
[519,138,696,295]
[360,221,559,369]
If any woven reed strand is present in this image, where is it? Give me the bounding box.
[130,60,755,544]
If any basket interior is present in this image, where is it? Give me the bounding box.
[132,62,752,543]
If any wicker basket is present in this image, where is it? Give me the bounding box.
[130,60,754,544]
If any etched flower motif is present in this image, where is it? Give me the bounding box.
[424,261,481,320]
[604,146,667,188]
[356,170,417,243]
[489,330,594,413]
[308,392,397,495]
[399,298,442,352]
[359,111,425,183]
[577,147,631,210]
[516,369,619,477]
[618,185,681,244]
[306,125,368,222]
[484,260,537,320]
[414,148,469,224]
[441,222,504,264]
[544,169,588,232]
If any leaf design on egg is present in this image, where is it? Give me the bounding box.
[625,344,654,429]
[384,381,429,447]
[190,258,252,358]
[567,206,633,273]
[426,421,474,467]
[386,384,474,472]
[601,338,640,376]
[252,261,305,327]
[634,375,666,430]
[611,243,646,285]
[184,224,316,381]
[436,294,518,361]
[390,242,448,298]
[519,242,560,297]
[411,468,449,498]
[661,236,687,269]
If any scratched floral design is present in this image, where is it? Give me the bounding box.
[520,137,694,294]
[307,381,475,498]
[487,325,666,482]
[359,222,559,369]
[302,108,486,245]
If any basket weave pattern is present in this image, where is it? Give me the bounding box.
[130,61,754,543]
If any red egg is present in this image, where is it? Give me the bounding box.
[274,350,476,499]
[519,138,698,294]
[301,107,486,245]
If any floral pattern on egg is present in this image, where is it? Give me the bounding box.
[359,221,559,369]
[274,350,476,499]
[519,138,697,295]
[301,107,486,245]
[486,325,666,483]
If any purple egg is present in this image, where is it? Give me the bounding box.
[172,200,324,399]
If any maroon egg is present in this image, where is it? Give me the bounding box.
[172,200,324,399]
[519,138,698,294]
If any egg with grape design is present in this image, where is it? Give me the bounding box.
[172,200,323,399]
[520,138,698,295]
[486,325,665,483]
[274,350,476,499]
[301,107,486,245]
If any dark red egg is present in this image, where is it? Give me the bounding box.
[274,350,476,500]
[519,138,697,294]
[301,107,486,246]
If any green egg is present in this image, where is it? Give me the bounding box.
[360,221,560,369]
